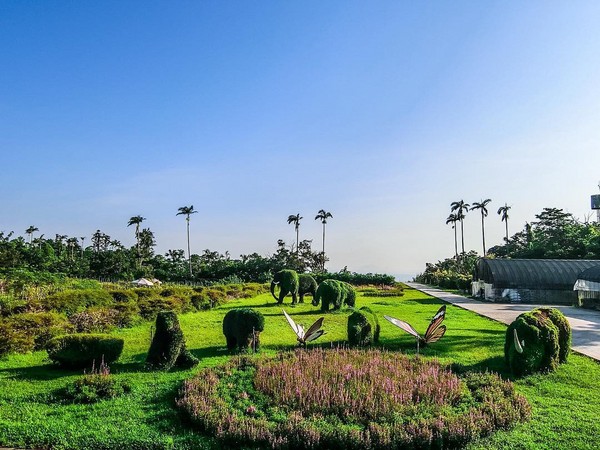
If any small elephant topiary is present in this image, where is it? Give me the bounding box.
[270,269,300,305]
[298,273,318,303]
[505,307,571,377]
[312,279,356,312]
[146,311,198,371]
[347,306,380,346]
[223,308,265,352]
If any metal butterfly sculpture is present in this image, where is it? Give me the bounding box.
[283,309,326,347]
[513,329,524,354]
[384,305,447,354]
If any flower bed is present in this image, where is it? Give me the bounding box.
[177,349,530,449]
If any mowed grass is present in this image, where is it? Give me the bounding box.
[0,286,599,449]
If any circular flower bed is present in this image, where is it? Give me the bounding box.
[177,349,530,449]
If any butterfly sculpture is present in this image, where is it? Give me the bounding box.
[384,305,447,354]
[283,309,326,347]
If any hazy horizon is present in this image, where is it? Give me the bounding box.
[2,2,600,278]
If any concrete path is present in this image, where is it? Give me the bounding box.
[407,282,600,361]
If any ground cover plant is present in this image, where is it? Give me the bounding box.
[0,285,599,449]
[178,349,530,449]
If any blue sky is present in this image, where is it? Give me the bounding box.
[2,2,600,279]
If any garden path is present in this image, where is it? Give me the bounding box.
[407,282,600,362]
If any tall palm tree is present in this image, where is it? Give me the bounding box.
[445,213,459,258]
[287,213,303,256]
[471,199,492,255]
[315,209,333,271]
[450,200,470,254]
[497,203,511,243]
[176,205,197,277]
[25,226,38,244]
[127,215,146,258]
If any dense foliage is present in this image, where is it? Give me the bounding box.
[312,279,356,311]
[414,251,478,290]
[222,308,265,352]
[46,334,124,368]
[347,306,380,346]
[62,360,131,404]
[298,273,318,303]
[504,308,571,376]
[177,349,531,450]
[270,269,300,304]
[146,311,198,371]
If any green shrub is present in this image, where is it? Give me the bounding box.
[270,269,299,305]
[63,360,131,403]
[222,308,264,352]
[298,273,318,303]
[312,279,356,312]
[108,289,138,303]
[47,334,124,369]
[347,307,380,346]
[0,312,72,356]
[190,288,227,310]
[146,311,198,370]
[42,289,113,315]
[137,294,192,320]
[505,307,571,376]
[0,294,27,316]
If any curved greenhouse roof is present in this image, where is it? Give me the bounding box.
[576,265,600,283]
[475,258,600,290]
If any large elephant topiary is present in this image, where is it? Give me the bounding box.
[312,279,356,312]
[504,307,571,377]
[298,273,318,303]
[223,308,265,352]
[270,269,299,305]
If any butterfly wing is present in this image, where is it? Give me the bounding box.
[305,329,326,342]
[283,309,302,338]
[424,325,446,343]
[513,329,524,354]
[304,317,324,339]
[384,315,420,339]
[424,305,446,342]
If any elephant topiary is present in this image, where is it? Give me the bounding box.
[347,306,380,346]
[312,279,356,312]
[223,308,265,352]
[270,269,299,305]
[504,307,571,377]
[146,311,198,371]
[298,273,318,303]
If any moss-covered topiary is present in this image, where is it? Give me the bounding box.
[347,307,380,346]
[146,311,198,371]
[505,307,571,376]
[270,270,299,305]
[47,334,124,369]
[312,279,356,312]
[298,273,317,303]
[222,308,264,352]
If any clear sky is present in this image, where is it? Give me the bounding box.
[2,2,600,280]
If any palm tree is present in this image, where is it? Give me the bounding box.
[471,199,492,255]
[315,209,333,271]
[450,200,470,254]
[498,203,512,243]
[445,213,459,258]
[287,213,303,256]
[176,205,198,277]
[127,215,145,250]
[25,226,38,244]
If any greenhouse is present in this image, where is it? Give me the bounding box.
[574,265,600,309]
[472,258,600,304]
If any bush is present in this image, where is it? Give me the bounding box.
[42,289,113,315]
[347,307,380,346]
[298,273,317,303]
[137,294,192,320]
[314,271,396,286]
[312,279,356,312]
[146,311,198,371]
[190,288,227,310]
[108,289,138,303]
[222,308,264,352]
[360,285,404,297]
[47,334,124,369]
[63,360,131,403]
[0,312,72,357]
[505,307,571,376]
[178,349,531,450]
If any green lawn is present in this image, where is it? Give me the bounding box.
[0,287,599,449]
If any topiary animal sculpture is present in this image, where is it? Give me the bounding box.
[347,306,380,346]
[146,311,198,371]
[298,273,318,303]
[270,269,300,305]
[505,307,571,377]
[312,279,356,312]
[223,308,265,352]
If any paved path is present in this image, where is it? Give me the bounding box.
[407,282,600,361]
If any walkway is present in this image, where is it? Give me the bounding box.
[407,282,600,361]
